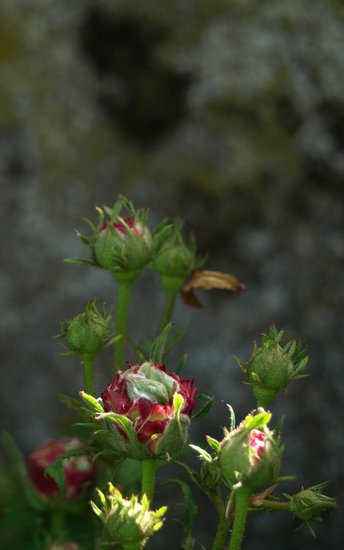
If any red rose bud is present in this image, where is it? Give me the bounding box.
[238,327,309,408]
[91,484,166,547]
[27,438,96,499]
[57,300,115,357]
[100,361,197,457]
[219,410,282,492]
[153,219,205,291]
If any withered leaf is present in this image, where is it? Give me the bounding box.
[181,270,246,308]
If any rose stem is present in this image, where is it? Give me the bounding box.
[158,287,178,333]
[228,488,250,550]
[158,275,184,334]
[82,354,95,395]
[50,508,65,539]
[211,516,231,550]
[113,272,138,372]
[141,459,157,503]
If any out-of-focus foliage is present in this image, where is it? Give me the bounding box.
[1,0,344,195]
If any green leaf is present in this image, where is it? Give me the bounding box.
[244,411,271,431]
[57,393,88,414]
[165,479,197,547]
[192,394,213,420]
[63,257,94,265]
[227,404,236,431]
[176,354,188,375]
[189,445,212,463]
[150,323,174,362]
[45,457,66,496]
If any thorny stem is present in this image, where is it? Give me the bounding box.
[250,498,291,512]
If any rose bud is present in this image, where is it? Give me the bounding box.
[98,361,197,459]
[219,410,282,492]
[70,197,153,280]
[91,483,166,547]
[57,300,115,357]
[94,215,152,277]
[237,327,309,408]
[287,482,336,526]
[27,438,96,499]
[153,219,205,292]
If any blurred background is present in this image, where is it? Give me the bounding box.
[1,0,344,548]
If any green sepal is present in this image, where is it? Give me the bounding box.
[206,435,221,453]
[80,391,104,413]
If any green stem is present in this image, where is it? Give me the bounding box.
[141,459,157,503]
[158,286,179,333]
[250,499,291,512]
[228,488,250,550]
[211,516,231,550]
[82,354,95,395]
[113,274,137,371]
[50,508,65,539]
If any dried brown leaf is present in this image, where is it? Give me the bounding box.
[181,270,246,308]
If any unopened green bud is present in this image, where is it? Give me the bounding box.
[57,300,115,357]
[72,197,153,278]
[238,327,309,408]
[219,410,282,492]
[153,220,204,291]
[91,484,166,548]
[287,482,336,524]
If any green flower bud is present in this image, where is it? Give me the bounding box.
[57,300,115,357]
[287,482,336,525]
[238,327,309,408]
[153,219,204,291]
[68,197,153,278]
[219,410,282,492]
[91,483,166,548]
